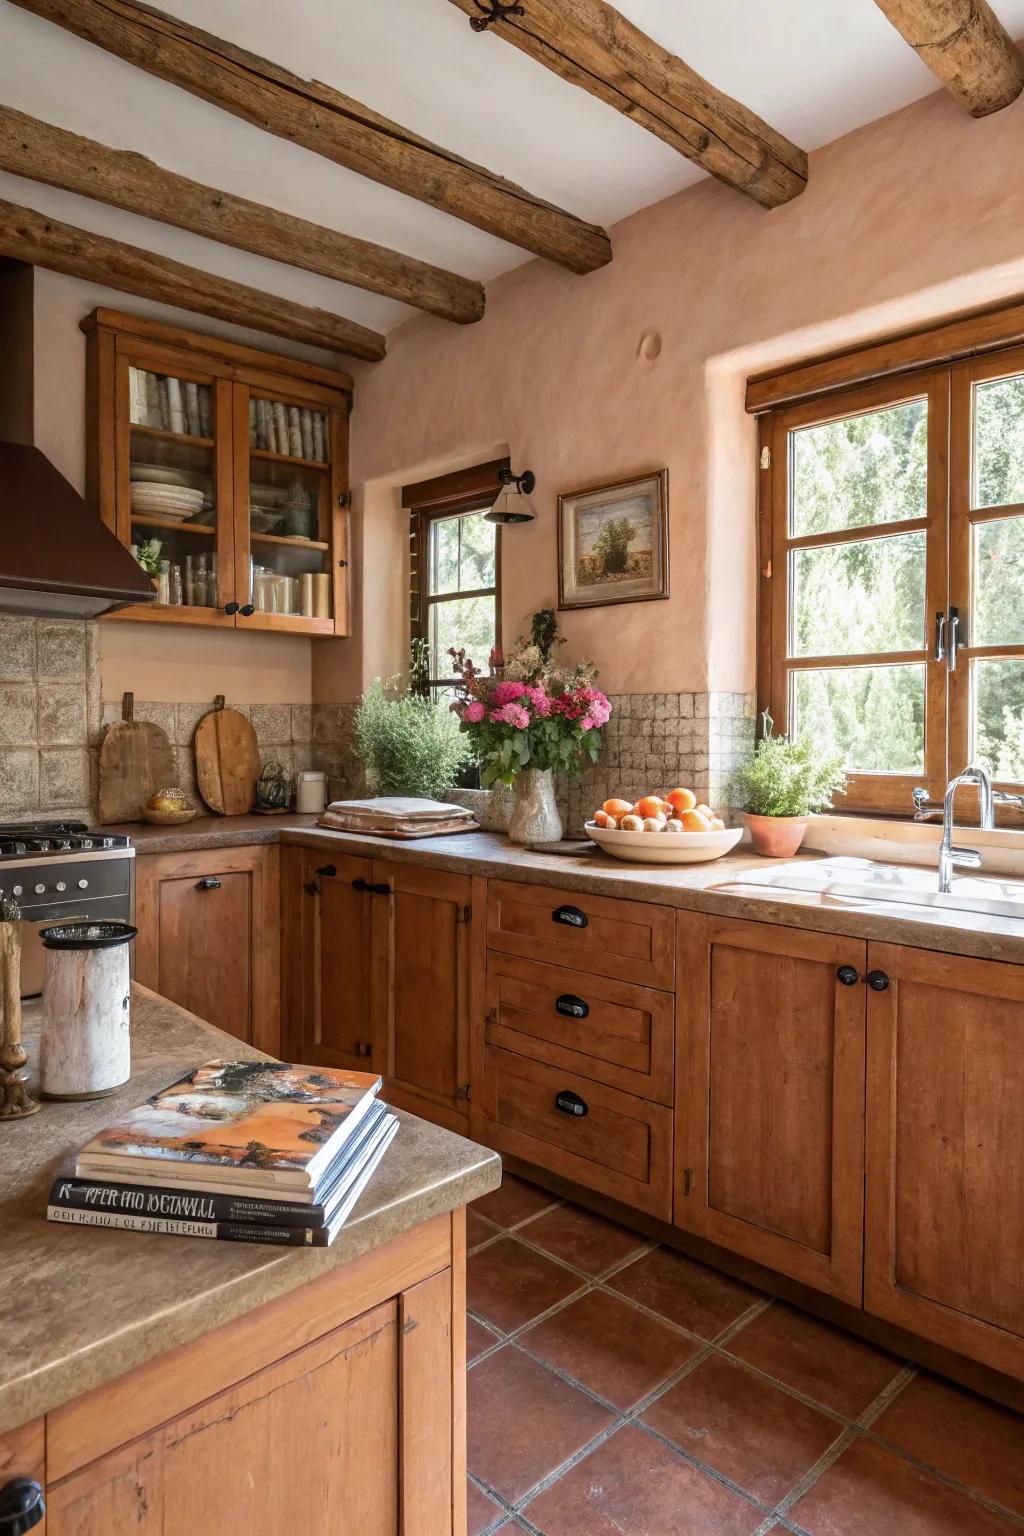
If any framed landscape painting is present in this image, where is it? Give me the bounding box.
[557,469,669,610]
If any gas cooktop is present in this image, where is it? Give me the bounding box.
[0,821,130,859]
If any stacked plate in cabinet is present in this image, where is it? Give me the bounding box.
[130,483,206,521]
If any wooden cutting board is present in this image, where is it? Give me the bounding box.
[194,700,260,815]
[98,692,176,825]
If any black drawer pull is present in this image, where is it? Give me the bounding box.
[352,877,392,895]
[836,965,860,987]
[303,864,337,895]
[866,969,891,992]
[556,993,590,1019]
[552,904,588,929]
[195,876,221,891]
[0,1476,45,1531]
[555,1089,588,1117]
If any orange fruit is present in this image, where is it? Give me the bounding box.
[709,816,725,831]
[634,795,666,819]
[620,814,644,832]
[602,798,633,818]
[695,803,713,818]
[593,810,618,829]
[666,787,697,813]
[681,809,713,833]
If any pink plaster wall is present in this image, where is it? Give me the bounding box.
[315,76,1024,703]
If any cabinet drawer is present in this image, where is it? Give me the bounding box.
[485,952,673,1104]
[483,1046,673,1219]
[487,879,674,988]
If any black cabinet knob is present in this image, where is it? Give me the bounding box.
[554,1089,588,1117]
[836,965,860,987]
[316,865,337,879]
[239,603,255,617]
[552,904,588,929]
[866,970,891,992]
[352,877,392,895]
[195,876,221,890]
[223,601,240,615]
[0,1478,45,1533]
[555,993,590,1019]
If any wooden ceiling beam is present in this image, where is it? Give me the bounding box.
[0,106,484,325]
[873,0,1024,117]
[448,0,807,209]
[9,0,612,274]
[0,198,387,360]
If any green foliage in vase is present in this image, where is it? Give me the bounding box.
[593,516,635,575]
[354,679,472,800]
[733,714,846,819]
[135,537,162,576]
[530,608,562,663]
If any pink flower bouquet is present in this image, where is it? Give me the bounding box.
[448,641,611,788]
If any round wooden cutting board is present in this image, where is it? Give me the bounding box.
[194,704,260,815]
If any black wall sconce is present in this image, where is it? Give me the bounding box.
[485,466,536,524]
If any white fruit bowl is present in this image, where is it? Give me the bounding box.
[584,821,743,864]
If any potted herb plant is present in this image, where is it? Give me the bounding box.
[733,713,846,857]
[353,679,471,799]
[448,625,610,844]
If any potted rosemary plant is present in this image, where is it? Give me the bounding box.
[733,714,846,857]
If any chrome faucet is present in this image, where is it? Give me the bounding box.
[913,766,1024,893]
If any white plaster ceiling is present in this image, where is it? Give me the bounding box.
[2,0,1024,344]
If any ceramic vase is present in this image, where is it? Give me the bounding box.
[509,768,562,845]
[745,813,809,857]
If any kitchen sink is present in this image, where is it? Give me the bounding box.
[720,855,1024,922]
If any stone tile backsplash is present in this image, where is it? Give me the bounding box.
[0,616,101,821]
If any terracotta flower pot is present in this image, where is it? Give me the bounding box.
[745,813,809,858]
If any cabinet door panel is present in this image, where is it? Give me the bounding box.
[47,1301,400,1536]
[677,914,867,1304]
[865,944,1024,1377]
[294,851,375,1071]
[372,863,471,1127]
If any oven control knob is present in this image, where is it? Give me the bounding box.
[34,884,45,895]
[55,881,67,893]
[77,879,89,890]
[12,885,22,897]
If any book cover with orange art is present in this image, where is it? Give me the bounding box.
[77,1060,382,1188]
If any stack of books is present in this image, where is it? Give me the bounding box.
[318,795,478,838]
[47,1059,398,1248]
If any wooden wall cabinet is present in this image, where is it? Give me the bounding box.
[282,849,478,1135]
[84,308,352,636]
[135,845,280,1054]
[675,914,867,1306]
[2,1212,467,1536]
[865,943,1024,1380]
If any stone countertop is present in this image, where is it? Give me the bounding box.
[0,985,500,1437]
[115,814,1024,962]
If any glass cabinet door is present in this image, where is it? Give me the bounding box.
[232,382,347,634]
[118,352,236,624]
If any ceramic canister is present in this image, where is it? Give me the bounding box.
[38,922,137,1100]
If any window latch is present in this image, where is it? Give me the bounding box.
[933,611,946,662]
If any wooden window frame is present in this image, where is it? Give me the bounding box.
[754,307,1024,818]
[402,461,507,696]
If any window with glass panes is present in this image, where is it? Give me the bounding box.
[410,499,500,701]
[758,346,1024,815]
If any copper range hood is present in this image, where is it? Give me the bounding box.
[0,442,156,618]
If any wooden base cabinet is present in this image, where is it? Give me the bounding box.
[865,944,1024,1380]
[283,850,477,1134]
[675,914,867,1306]
[1,1212,468,1536]
[135,845,280,1052]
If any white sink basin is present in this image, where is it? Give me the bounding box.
[722,855,1024,922]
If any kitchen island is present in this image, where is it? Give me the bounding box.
[0,985,500,1534]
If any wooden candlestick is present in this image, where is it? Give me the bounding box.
[0,895,39,1119]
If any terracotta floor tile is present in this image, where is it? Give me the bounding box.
[726,1303,902,1418]
[468,1477,503,1536]
[873,1373,1024,1517]
[791,1437,1019,1535]
[469,1209,501,1248]
[607,1246,762,1340]
[644,1353,842,1505]
[468,1314,502,1363]
[468,1237,582,1333]
[519,1202,649,1277]
[521,1287,701,1411]
[472,1173,558,1229]
[468,1345,616,1504]
[523,1423,763,1535]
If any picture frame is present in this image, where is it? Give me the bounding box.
[557,469,669,610]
